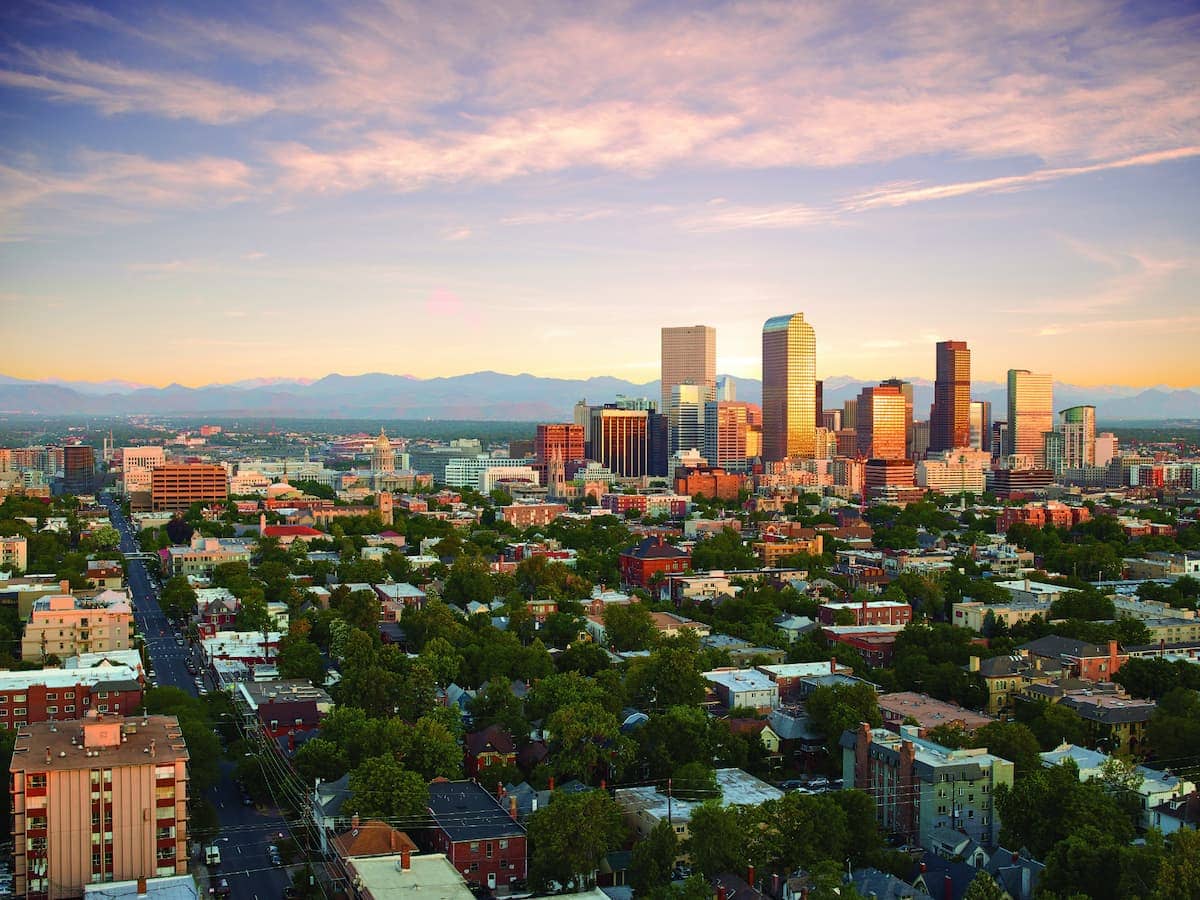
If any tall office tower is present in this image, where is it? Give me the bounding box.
[589,407,649,476]
[371,428,396,472]
[62,445,96,495]
[912,421,931,459]
[815,380,824,425]
[969,401,992,453]
[842,398,858,431]
[661,325,716,412]
[1058,405,1096,469]
[1095,432,1118,468]
[762,313,817,461]
[573,400,592,446]
[647,411,669,476]
[10,715,190,898]
[716,375,736,401]
[880,378,914,457]
[1043,430,1066,474]
[1007,370,1054,467]
[670,384,706,455]
[704,401,753,472]
[822,409,842,432]
[931,341,971,452]
[856,385,908,460]
[150,463,229,512]
[991,421,1009,459]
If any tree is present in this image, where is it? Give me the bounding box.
[691,528,758,571]
[629,820,678,894]
[159,575,197,622]
[276,635,326,686]
[403,715,464,780]
[961,872,1006,900]
[1158,828,1200,900]
[546,701,632,784]
[602,601,658,651]
[805,682,882,764]
[525,671,612,721]
[470,677,528,741]
[527,790,627,892]
[995,762,1133,858]
[346,756,429,819]
[686,802,746,878]
[625,636,707,709]
[293,737,349,783]
[970,722,1042,776]
[556,640,611,675]
[419,637,463,688]
[442,553,494,607]
[338,589,381,633]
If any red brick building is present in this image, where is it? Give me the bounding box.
[427,781,527,892]
[0,668,143,727]
[500,503,568,528]
[817,598,912,627]
[619,536,691,589]
[674,467,746,501]
[997,502,1092,533]
[464,725,518,778]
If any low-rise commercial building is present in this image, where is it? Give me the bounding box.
[703,669,779,713]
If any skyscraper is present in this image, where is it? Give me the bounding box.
[1058,405,1096,470]
[762,313,817,461]
[1007,370,1054,466]
[716,375,736,401]
[856,385,908,460]
[589,407,649,476]
[703,401,757,472]
[969,401,992,453]
[62,444,96,495]
[669,384,707,456]
[880,378,914,458]
[661,325,716,412]
[931,341,971,452]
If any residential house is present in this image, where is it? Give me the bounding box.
[1018,636,1128,682]
[465,725,519,778]
[703,669,779,713]
[426,780,527,892]
[618,536,691,589]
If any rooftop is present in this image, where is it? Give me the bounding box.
[10,714,189,772]
[0,664,141,692]
[758,661,851,679]
[703,669,777,693]
[237,679,333,709]
[427,780,525,842]
[346,852,474,900]
[82,875,198,899]
[615,767,782,823]
[877,692,995,731]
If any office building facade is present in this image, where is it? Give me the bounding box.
[969,401,992,453]
[1007,370,1054,467]
[762,313,817,461]
[1059,406,1096,470]
[930,341,971,452]
[589,407,649,477]
[661,325,716,412]
[149,464,228,512]
[62,446,96,496]
[856,385,908,460]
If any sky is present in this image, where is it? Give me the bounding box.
[1,0,1198,389]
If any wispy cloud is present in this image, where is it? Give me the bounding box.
[676,203,832,233]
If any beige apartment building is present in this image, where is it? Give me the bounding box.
[9,715,190,898]
[21,592,133,662]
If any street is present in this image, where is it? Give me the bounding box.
[102,495,295,900]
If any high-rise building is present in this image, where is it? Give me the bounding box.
[716,376,736,401]
[879,379,914,458]
[931,341,971,452]
[1058,406,1096,470]
[1043,430,1065,475]
[822,409,842,433]
[9,715,190,898]
[150,464,229,512]
[704,401,756,472]
[661,325,716,412]
[815,379,824,426]
[842,398,858,431]
[589,407,649,477]
[670,384,706,456]
[647,411,669,477]
[62,445,96,495]
[969,401,992,453]
[1007,370,1054,467]
[762,313,817,461]
[991,421,1009,459]
[856,385,908,460]
[534,424,585,475]
[1095,432,1119,468]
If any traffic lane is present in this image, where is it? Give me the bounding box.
[209,761,293,899]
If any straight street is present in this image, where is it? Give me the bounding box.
[102,495,295,900]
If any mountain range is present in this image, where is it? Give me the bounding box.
[0,372,1196,422]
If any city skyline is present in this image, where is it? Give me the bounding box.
[2,2,1199,388]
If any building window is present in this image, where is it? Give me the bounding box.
[470,842,480,854]
[27,774,46,789]
[46,706,57,714]
[45,693,57,700]
[65,705,75,713]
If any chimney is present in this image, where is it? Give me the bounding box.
[351,813,360,830]
[509,795,518,820]
[830,656,838,674]
[259,512,267,532]
[60,579,70,593]
[944,874,953,900]
[600,778,606,791]
[919,863,927,874]
[149,739,156,758]
[497,782,504,798]
[401,846,412,871]
[747,865,755,888]
[1108,639,1119,669]
[1011,851,1019,864]
[772,873,781,897]
[968,655,980,673]
[45,747,51,763]
[718,887,728,900]
[137,876,147,897]
[548,776,555,791]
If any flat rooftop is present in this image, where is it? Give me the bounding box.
[615,767,782,823]
[10,714,188,772]
[878,692,994,731]
[347,853,473,900]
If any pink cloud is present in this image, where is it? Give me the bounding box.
[425,288,464,318]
